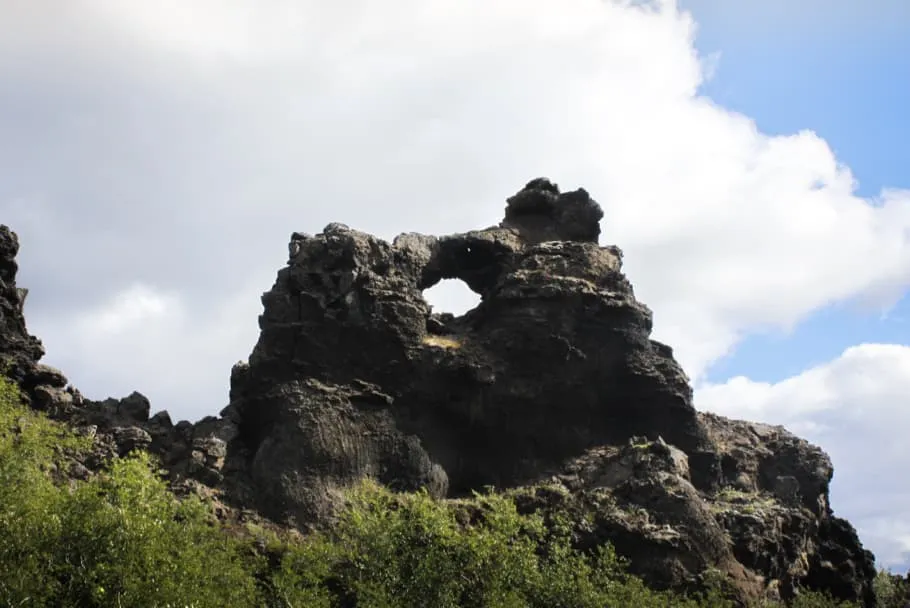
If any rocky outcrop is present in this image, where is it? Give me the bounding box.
[222,178,876,604]
[0,226,51,388]
[0,180,880,606]
[700,413,878,603]
[228,180,710,521]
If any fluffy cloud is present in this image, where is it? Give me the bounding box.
[4,0,906,392]
[696,344,910,571]
[32,281,264,417]
[0,0,903,396]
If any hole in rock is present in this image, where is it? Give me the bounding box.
[423,279,481,317]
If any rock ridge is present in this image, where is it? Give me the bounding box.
[0,179,878,606]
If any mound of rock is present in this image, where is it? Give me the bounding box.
[0,179,878,606]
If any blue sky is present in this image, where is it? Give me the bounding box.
[2,0,910,574]
[684,0,910,571]
[681,0,910,385]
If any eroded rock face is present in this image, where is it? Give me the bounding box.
[231,179,711,519]
[700,413,877,605]
[224,179,876,604]
[0,226,47,388]
[0,182,880,606]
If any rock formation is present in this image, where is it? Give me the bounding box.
[0,180,880,606]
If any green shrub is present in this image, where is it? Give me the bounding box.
[873,568,910,608]
[0,375,87,604]
[0,375,877,608]
[49,452,262,607]
[270,479,737,608]
[787,591,859,608]
[0,376,261,607]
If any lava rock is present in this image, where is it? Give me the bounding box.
[0,182,880,608]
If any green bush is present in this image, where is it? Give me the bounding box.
[873,568,910,608]
[788,592,859,608]
[0,376,261,607]
[0,375,873,607]
[0,374,85,604]
[269,479,738,608]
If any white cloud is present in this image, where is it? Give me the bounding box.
[77,284,176,335]
[35,282,262,420]
[1,0,905,412]
[696,344,910,571]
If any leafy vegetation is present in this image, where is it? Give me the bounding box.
[873,568,910,608]
[0,376,259,607]
[0,374,892,607]
[271,481,724,608]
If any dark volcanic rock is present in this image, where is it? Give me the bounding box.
[501,177,604,244]
[699,413,877,605]
[0,225,46,388]
[222,180,876,604]
[232,178,711,515]
[0,182,881,607]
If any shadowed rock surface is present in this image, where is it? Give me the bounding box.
[0,180,879,606]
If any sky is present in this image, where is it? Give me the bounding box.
[1,0,908,572]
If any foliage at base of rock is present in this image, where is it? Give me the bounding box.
[0,376,261,607]
[266,479,864,608]
[271,479,715,608]
[872,570,910,608]
[1,373,879,607]
[0,373,864,607]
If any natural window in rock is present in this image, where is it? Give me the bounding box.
[422,279,481,317]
